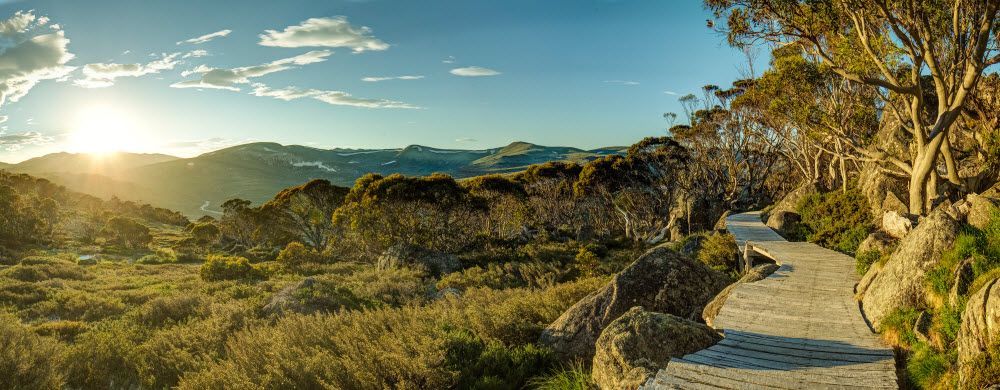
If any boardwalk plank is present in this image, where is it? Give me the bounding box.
[642,211,898,389]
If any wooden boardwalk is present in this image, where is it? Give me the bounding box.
[643,211,899,389]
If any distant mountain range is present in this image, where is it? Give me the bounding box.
[2,142,625,216]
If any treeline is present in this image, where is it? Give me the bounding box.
[0,171,188,256]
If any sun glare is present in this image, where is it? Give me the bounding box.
[68,105,150,155]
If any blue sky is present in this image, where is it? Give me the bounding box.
[0,0,760,163]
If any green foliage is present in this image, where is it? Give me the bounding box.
[1,256,91,282]
[905,343,954,390]
[697,232,738,271]
[136,247,178,264]
[796,189,873,254]
[100,216,152,249]
[855,249,883,276]
[0,315,66,389]
[199,255,263,282]
[437,261,572,291]
[189,222,221,245]
[528,361,597,390]
[275,241,321,270]
[962,341,1000,389]
[445,329,555,389]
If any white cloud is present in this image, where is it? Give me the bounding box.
[664,90,678,96]
[183,49,208,58]
[251,83,420,109]
[0,130,52,151]
[450,66,500,77]
[361,75,423,82]
[170,50,331,91]
[0,11,75,108]
[442,55,455,64]
[74,52,181,88]
[604,80,639,85]
[177,29,231,45]
[455,137,477,143]
[259,16,388,52]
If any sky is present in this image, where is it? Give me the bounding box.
[0,0,761,163]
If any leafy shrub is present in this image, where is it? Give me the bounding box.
[0,280,48,307]
[437,261,572,292]
[136,295,208,326]
[100,216,152,249]
[0,316,66,389]
[445,329,555,389]
[189,222,221,244]
[855,249,882,276]
[199,255,263,282]
[276,241,321,270]
[32,320,88,342]
[697,233,738,271]
[64,319,144,389]
[1,257,91,282]
[796,189,874,254]
[136,247,178,264]
[573,248,602,278]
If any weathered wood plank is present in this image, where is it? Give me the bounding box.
[642,211,898,389]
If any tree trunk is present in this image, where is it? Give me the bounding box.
[908,133,948,215]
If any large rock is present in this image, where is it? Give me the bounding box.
[376,244,459,276]
[959,277,1000,386]
[592,307,721,390]
[861,208,961,328]
[766,211,801,237]
[959,277,1000,364]
[857,231,895,256]
[881,211,913,239]
[855,260,884,300]
[538,246,728,361]
[967,192,1000,230]
[771,183,818,216]
[703,263,780,327]
[882,192,909,216]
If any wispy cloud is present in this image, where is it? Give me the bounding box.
[183,49,209,58]
[259,16,388,52]
[663,90,678,96]
[251,83,420,109]
[170,50,331,91]
[0,130,52,151]
[450,66,500,77]
[177,29,231,45]
[361,75,424,82]
[74,52,181,88]
[0,11,75,108]
[604,80,639,86]
[455,137,477,143]
[442,55,456,64]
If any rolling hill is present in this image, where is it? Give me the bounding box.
[4,141,624,216]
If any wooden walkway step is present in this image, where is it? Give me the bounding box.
[643,211,898,389]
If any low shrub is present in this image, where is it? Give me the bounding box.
[445,329,555,389]
[199,255,263,282]
[136,247,179,264]
[796,189,874,254]
[32,320,88,342]
[0,316,66,389]
[855,249,882,276]
[697,233,738,272]
[1,258,91,282]
[276,242,322,270]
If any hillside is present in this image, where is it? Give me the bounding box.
[6,141,623,216]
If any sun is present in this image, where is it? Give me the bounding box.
[68,105,149,155]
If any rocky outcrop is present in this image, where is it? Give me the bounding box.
[376,244,459,276]
[591,307,721,390]
[950,258,975,307]
[766,211,801,237]
[861,208,961,328]
[703,263,780,327]
[770,183,817,216]
[959,277,1000,364]
[959,277,1000,386]
[857,231,895,256]
[538,246,728,361]
[967,192,999,230]
[881,211,913,239]
[855,260,884,300]
[882,192,909,216]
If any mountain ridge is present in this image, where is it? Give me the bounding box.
[4,141,626,216]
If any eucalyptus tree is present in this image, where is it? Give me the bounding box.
[707,0,1000,214]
